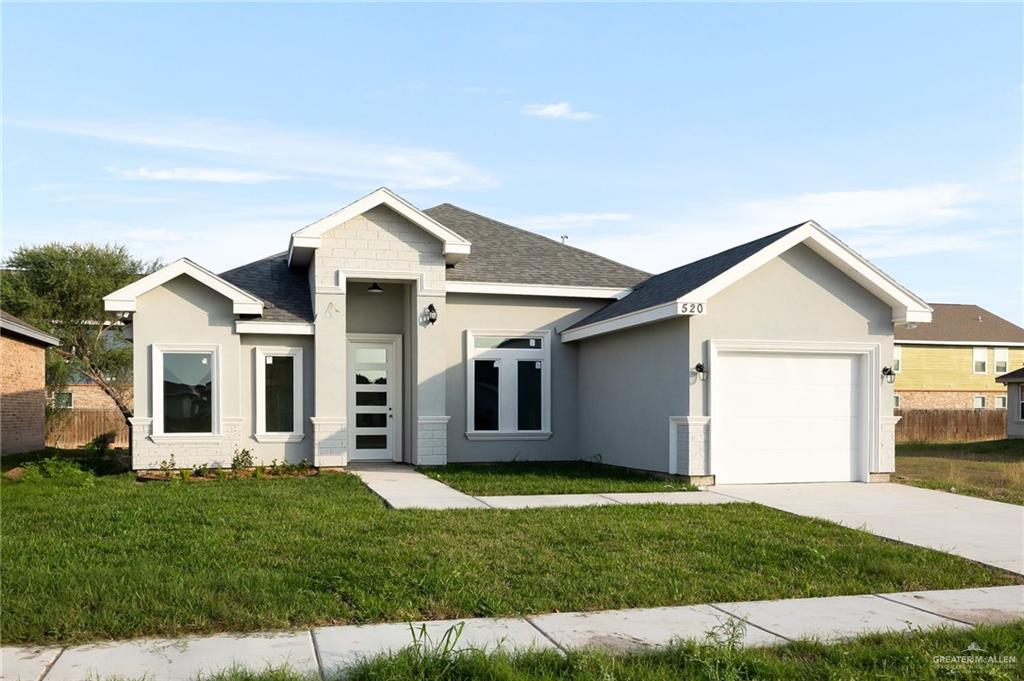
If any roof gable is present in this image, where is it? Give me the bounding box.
[104,259,265,316]
[896,304,1024,345]
[425,203,649,290]
[563,221,932,342]
[289,187,471,266]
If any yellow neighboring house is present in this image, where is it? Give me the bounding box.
[894,303,1024,410]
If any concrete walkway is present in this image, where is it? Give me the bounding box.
[349,463,738,510]
[4,586,1020,681]
[713,483,1024,574]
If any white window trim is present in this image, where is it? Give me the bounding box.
[972,347,988,374]
[1018,385,1024,421]
[465,329,552,441]
[51,390,74,409]
[994,347,1009,374]
[151,344,221,439]
[254,347,304,443]
[973,395,986,409]
[893,394,901,409]
[994,395,1007,409]
[892,345,902,373]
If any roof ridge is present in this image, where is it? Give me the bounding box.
[427,203,650,278]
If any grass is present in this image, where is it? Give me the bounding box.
[1,446,131,476]
[895,439,1024,505]
[418,461,696,495]
[2,471,1018,646]
[122,623,1024,680]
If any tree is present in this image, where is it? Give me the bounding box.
[1,243,160,427]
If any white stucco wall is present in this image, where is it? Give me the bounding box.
[443,293,605,462]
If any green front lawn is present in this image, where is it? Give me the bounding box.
[895,439,1024,505]
[2,472,1018,646]
[131,623,1024,681]
[418,461,696,495]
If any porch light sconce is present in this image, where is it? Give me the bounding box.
[694,362,706,381]
[367,282,383,294]
[881,366,896,384]
[426,303,438,325]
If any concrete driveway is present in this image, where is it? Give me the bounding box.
[712,483,1024,575]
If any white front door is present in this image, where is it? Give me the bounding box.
[347,335,402,461]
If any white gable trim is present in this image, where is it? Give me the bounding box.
[446,281,632,300]
[288,187,471,265]
[235,321,315,335]
[561,221,932,343]
[104,259,264,316]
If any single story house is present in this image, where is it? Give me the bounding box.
[1,310,60,454]
[995,368,1024,438]
[894,303,1024,410]
[105,188,932,484]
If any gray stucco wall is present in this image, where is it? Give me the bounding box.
[238,334,315,464]
[1007,384,1024,438]
[130,275,244,469]
[688,244,895,416]
[443,293,604,462]
[577,317,689,473]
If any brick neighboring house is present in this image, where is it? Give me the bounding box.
[894,303,1024,410]
[1,310,59,454]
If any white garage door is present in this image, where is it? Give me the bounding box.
[714,351,864,484]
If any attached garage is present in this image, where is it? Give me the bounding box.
[711,346,873,484]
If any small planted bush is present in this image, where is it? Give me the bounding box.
[231,449,254,470]
[20,457,94,487]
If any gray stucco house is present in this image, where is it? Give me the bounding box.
[105,188,932,484]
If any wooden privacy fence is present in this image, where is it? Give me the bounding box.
[895,409,1005,444]
[47,409,129,449]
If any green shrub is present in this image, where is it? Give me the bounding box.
[84,431,116,455]
[231,449,254,470]
[20,457,94,487]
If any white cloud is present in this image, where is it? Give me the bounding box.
[563,183,992,274]
[111,166,289,183]
[521,102,596,121]
[10,116,495,190]
[518,212,633,230]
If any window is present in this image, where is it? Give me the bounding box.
[52,391,73,409]
[973,395,986,409]
[466,331,551,439]
[995,348,1009,374]
[153,346,218,435]
[892,345,901,373]
[972,347,988,374]
[1019,386,1024,421]
[255,347,303,441]
[995,395,1007,409]
[893,395,901,409]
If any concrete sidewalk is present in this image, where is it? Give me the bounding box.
[4,586,1021,681]
[349,463,738,510]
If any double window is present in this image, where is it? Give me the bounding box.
[466,331,551,440]
[255,347,304,442]
[153,345,219,436]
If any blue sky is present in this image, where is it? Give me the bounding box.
[3,2,1022,323]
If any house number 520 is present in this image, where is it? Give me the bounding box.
[680,302,705,315]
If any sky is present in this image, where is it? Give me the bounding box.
[3,2,1022,324]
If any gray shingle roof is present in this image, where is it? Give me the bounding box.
[0,309,60,346]
[424,204,650,288]
[895,304,1024,344]
[220,253,313,323]
[997,366,1024,383]
[567,224,805,331]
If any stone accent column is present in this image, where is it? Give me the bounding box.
[669,416,711,479]
[311,417,347,467]
[128,417,154,470]
[413,293,447,465]
[417,416,449,466]
[875,415,901,478]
